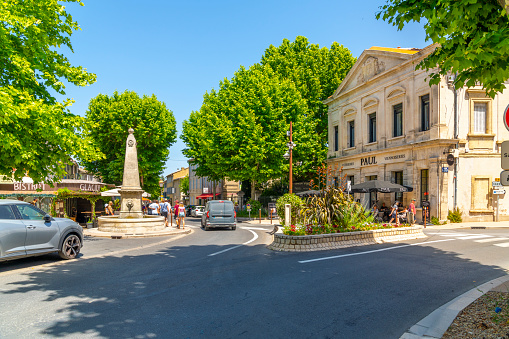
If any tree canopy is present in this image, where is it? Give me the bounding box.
[181,37,355,194]
[377,0,509,97]
[0,0,98,183]
[83,91,177,196]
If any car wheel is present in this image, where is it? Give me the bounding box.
[231,226,236,231]
[204,225,209,231]
[58,234,81,260]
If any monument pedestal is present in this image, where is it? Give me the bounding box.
[118,188,144,218]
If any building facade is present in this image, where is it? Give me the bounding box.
[164,167,189,204]
[188,161,240,206]
[325,45,509,222]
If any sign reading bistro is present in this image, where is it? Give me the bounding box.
[0,182,106,193]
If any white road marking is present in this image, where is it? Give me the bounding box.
[454,235,492,240]
[494,242,509,248]
[298,239,455,264]
[240,227,270,231]
[208,230,259,257]
[475,237,509,243]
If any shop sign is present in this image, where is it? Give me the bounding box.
[360,156,377,166]
[342,162,355,168]
[78,183,102,192]
[14,182,47,191]
[384,154,406,161]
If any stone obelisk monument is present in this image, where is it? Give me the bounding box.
[119,128,144,218]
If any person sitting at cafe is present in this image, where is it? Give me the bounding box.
[398,206,408,224]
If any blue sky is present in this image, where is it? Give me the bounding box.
[59,0,427,177]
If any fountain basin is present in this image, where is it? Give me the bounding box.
[98,215,165,233]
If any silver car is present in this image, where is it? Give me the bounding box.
[0,199,83,261]
[201,200,236,231]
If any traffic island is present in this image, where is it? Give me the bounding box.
[267,226,426,252]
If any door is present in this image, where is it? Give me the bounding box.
[14,204,60,255]
[0,204,27,259]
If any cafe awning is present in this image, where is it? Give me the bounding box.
[196,193,220,199]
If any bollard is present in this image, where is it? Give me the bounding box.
[259,209,261,223]
[285,204,291,227]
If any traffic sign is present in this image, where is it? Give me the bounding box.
[501,171,509,185]
[493,189,506,195]
[504,104,509,132]
[446,154,455,166]
[502,141,509,169]
[246,203,251,212]
[493,180,502,187]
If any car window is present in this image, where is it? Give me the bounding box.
[15,204,46,220]
[209,203,224,212]
[0,205,16,220]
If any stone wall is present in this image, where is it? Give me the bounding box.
[268,226,426,252]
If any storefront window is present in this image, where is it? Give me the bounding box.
[393,171,403,202]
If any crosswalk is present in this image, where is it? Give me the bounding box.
[426,232,509,248]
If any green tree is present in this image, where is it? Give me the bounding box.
[377,0,509,97]
[0,0,98,183]
[83,90,177,196]
[261,36,356,165]
[180,175,189,196]
[182,64,318,198]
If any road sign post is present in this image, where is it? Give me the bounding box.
[246,203,251,220]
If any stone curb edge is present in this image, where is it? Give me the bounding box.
[400,274,509,339]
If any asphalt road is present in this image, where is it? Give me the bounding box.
[1,220,509,338]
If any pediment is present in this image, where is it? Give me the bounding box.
[329,47,419,101]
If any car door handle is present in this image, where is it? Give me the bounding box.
[26,225,36,229]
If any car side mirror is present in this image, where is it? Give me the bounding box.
[44,214,52,222]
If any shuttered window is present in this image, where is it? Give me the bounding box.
[474,102,487,134]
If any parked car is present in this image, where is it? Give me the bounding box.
[201,200,236,231]
[191,206,205,217]
[0,200,83,262]
[185,205,195,217]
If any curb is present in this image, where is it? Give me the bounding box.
[400,274,509,339]
[83,227,192,238]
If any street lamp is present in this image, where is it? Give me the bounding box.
[284,121,296,194]
[159,179,164,202]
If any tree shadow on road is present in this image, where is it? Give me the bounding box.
[0,238,507,339]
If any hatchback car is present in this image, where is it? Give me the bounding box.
[201,200,236,230]
[191,206,205,217]
[0,200,83,262]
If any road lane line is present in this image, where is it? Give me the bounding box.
[455,235,492,240]
[494,242,509,248]
[475,237,509,243]
[298,239,455,264]
[208,230,259,257]
[240,227,270,231]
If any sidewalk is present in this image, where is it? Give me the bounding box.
[401,219,509,338]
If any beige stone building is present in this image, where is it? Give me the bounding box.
[164,167,189,204]
[325,45,509,222]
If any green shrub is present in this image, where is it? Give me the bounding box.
[431,216,441,225]
[247,199,261,212]
[276,193,304,225]
[447,208,463,223]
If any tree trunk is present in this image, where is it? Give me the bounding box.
[213,181,217,200]
[251,180,256,201]
[498,0,509,15]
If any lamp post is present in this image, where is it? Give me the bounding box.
[283,121,295,194]
[159,179,164,202]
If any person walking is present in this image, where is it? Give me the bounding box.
[178,202,186,229]
[148,200,159,215]
[159,199,170,227]
[409,198,417,224]
[388,200,400,226]
[174,200,180,227]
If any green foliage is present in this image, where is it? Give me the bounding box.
[180,175,189,196]
[276,193,304,225]
[181,37,356,188]
[431,216,440,225]
[0,0,98,183]
[83,90,177,197]
[447,208,463,223]
[377,0,509,98]
[247,199,262,212]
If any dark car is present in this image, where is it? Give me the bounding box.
[201,200,236,231]
[185,205,195,217]
[0,200,83,262]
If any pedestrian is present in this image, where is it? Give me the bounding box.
[148,200,159,215]
[178,202,186,229]
[409,198,417,224]
[159,199,170,227]
[174,200,180,227]
[388,200,399,226]
[105,201,114,216]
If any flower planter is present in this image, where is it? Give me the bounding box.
[268,226,426,252]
